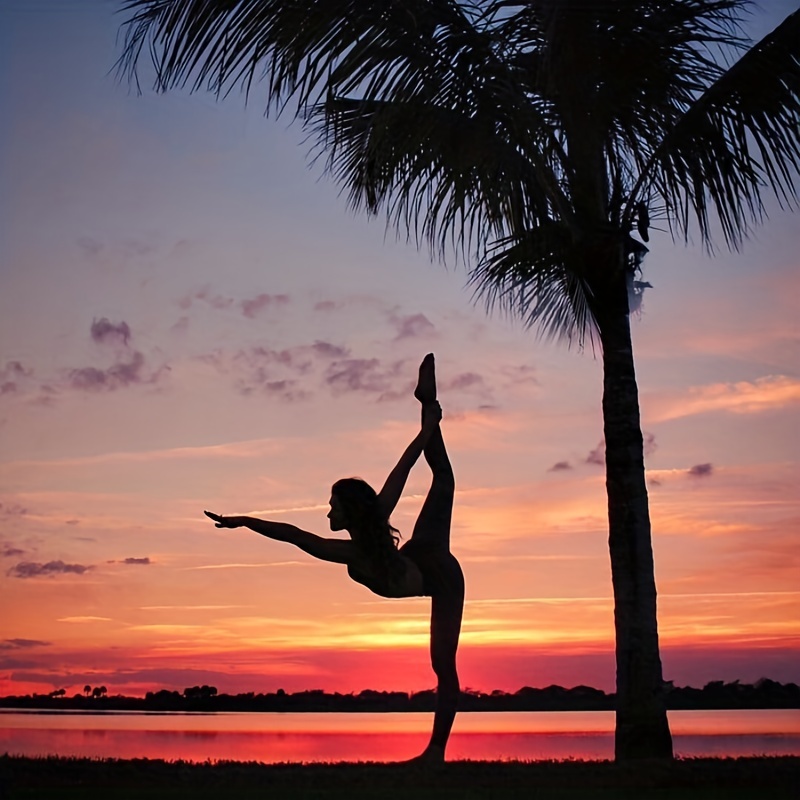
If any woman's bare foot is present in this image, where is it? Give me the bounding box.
[414,353,437,404]
[399,743,445,767]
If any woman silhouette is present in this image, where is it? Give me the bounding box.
[205,354,464,763]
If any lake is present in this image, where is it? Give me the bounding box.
[2,709,799,763]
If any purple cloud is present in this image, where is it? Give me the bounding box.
[0,638,51,650]
[392,313,436,341]
[2,544,25,558]
[585,432,656,468]
[227,347,312,400]
[108,556,152,565]
[178,287,235,312]
[171,316,190,335]
[90,318,131,347]
[0,503,28,518]
[586,442,605,466]
[310,341,350,359]
[501,364,538,386]
[548,461,573,472]
[64,319,167,394]
[0,361,34,395]
[211,341,351,400]
[1,361,32,380]
[240,293,290,318]
[324,358,403,395]
[77,236,103,258]
[68,351,147,391]
[688,463,714,478]
[242,379,309,402]
[79,236,156,262]
[444,372,485,392]
[9,560,93,578]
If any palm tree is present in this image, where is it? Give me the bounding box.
[116,0,800,760]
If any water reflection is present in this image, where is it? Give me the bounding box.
[2,710,798,763]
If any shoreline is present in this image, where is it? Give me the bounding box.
[2,755,799,799]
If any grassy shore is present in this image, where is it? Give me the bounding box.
[2,755,798,799]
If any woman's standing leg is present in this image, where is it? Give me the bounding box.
[425,557,464,759]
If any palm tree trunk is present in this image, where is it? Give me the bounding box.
[595,273,674,761]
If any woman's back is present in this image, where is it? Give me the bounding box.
[347,550,426,598]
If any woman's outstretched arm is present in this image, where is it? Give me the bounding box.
[204,511,355,564]
[377,402,442,518]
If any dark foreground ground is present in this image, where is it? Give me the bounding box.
[1,756,798,800]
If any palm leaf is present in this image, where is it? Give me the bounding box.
[467,222,598,348]
[117,1,481,108]
[630,8,800,248]
[313,84,572,260]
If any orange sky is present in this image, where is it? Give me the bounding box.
[1,1,798,698]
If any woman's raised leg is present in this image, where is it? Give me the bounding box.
[411,355,455,548]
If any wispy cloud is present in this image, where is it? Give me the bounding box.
[184,561,309,570]
[390,312,436,341]
[179,287,290,318]
[0,360,34,396]
[240,293,290,318]
[77,236,156,262]
[443,372,487,394]
[140,605,256,611]
[548,461,573,473]
[324,358,406,398]
[204,341,354,401]
[178,287,235,312]
[655,375,800,421]
[0,502,28,518]
[107,556,152,565]
[0,437,286,470]
[0,638,51,650]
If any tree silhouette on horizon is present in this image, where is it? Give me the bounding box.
[116,0,800,760]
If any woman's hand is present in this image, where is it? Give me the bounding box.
[204,510,242,529]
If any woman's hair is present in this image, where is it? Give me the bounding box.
[331,477,403,583]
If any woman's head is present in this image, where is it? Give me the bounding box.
[329,478,383,532]
[329,477,400,553]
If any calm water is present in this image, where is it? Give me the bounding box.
[2,709,799,763]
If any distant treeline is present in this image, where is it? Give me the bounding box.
[2,679,798,712]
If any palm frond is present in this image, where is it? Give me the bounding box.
[630,8,800,248]
[312,87,571,260]
[116,1,479,109]
[468,222,598,349]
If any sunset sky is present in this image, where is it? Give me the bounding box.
[1,0,798,699]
